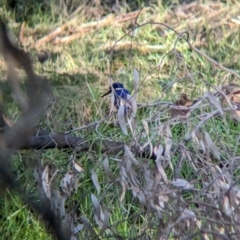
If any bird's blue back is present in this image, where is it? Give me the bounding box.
[114,88,131,100]
[113,87,131,114]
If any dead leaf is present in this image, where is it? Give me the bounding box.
[171,93,193,119]
[221,85,240,121]
[60,172,72,196]
[154,145,164,162]
[158,195,169,209]
[223,196,232,216]
[206,92,223,115]
[124,145,139,166]
[110,91,115,113]
[91,193,105,229]
[155,162,168,183]
[175,94,192,106]
[117,105,128,135]
[164,124,172,160]
[42,165,51,198]
[141,120,153,156]
[103,157,116,182]
[230,90,240,103]
[222,84,240,95]
[81,216,95,234]
[100,209,111,234]
[154,146,168,183]
[72,161,84,173]
[142,120,149,136]
[119,168,128,204]
[204,132,220,160]
[128,68,139,130]
[133,68,139,92]
[172,178,194,190]
[180,208,196,221]
[91,170,101,195]
[91,193,101,217]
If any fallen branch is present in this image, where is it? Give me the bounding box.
[68,9,148,32]
[99,41,165,54]
[53,29,92,45]
[34,9,149,48]
[35,17,78,48]
[5,131,156,160]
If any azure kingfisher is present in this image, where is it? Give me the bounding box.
[102,82,132,114]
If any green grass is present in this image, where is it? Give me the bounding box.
[0,191,52,239]
[1,0,240,239]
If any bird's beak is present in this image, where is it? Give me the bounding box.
[101,89,111,97]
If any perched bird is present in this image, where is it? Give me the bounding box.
[102,82,132,114]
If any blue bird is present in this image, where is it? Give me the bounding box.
[102,82,132,114]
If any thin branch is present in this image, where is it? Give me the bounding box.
[184,107,236,142]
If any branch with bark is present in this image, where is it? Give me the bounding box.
[4,130,156,160]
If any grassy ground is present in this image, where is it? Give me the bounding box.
[1,0,240,239]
